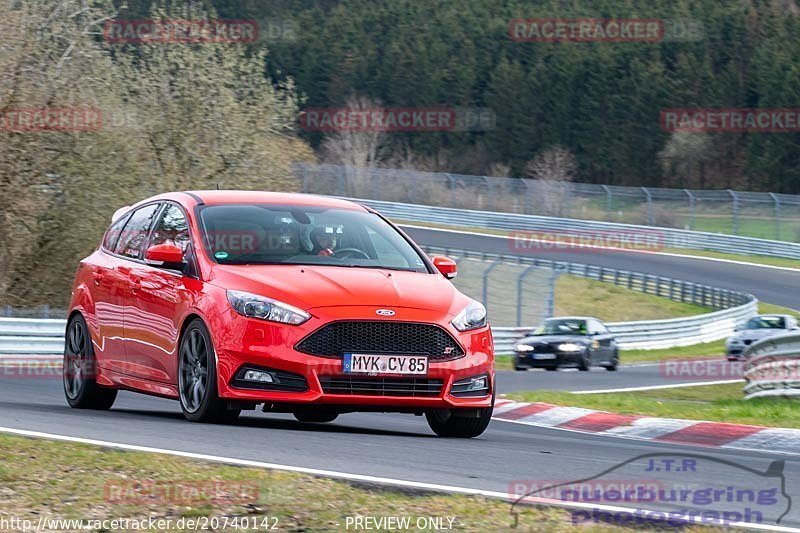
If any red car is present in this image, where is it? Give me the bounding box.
[64,191,494,437]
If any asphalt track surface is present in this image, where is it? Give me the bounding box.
[2,376,799,529]
[4,226,800,530]
[403,226,800,309]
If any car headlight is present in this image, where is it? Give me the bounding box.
[558,343,583,352]
[226,290,310,325]
[451,300,487,331]
[514,344,535,352]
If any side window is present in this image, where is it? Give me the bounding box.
[114,204,161,259]
[150,204,191,253]
[102,212,130,252]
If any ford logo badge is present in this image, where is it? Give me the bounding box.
[376,309,396,316]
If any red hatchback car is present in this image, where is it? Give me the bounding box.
[64,191,495,437]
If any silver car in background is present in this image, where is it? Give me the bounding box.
[726,314,799,360]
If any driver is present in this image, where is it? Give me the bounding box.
[310,227,336,256]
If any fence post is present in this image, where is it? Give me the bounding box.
[770,192,781,241]
[336,166,346,196]
[684,189,695,230]
[641,187,654,225]
[728,190,739,235]
[516,265,538,326]
[545,268,561,319]
[485,176,495,211]
[445,173,456,208]
[482,260,501,309]
[601,184,612,220]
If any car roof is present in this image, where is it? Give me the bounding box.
[185,190,367,211]
[128,191,369,212]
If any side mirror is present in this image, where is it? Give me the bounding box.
[145,243,185,270]
[432,256,457,279]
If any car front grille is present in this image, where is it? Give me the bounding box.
[296,321,465,361]
[319,376,444,397]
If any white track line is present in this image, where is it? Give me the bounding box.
[570,379,744,394]
[0,426,794,532]
[401,223,800,274]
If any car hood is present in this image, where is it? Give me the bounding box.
[517,335,590,345]
[211,264,465,314]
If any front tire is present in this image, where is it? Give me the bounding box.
[178,319,240,424]
[426,405,493,438]
[605,350,619,371]
[577,351,591,371]
[63,314,117,410]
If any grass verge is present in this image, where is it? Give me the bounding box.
[554,275,710,322]
[0,433,725,532]
[506,383,800,429]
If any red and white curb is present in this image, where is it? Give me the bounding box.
[493,398,800,455]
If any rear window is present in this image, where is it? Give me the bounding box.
[114,204,161,259]
[102,212,130,252]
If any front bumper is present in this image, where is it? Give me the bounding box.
[211,307,494,410]
[514,350,584,368]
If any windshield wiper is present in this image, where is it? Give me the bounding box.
[340,264,421,272]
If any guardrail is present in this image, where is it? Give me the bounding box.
[0,318,66,355]
[297,163,800,245]
[743,333,800,399]
[363,198,800,260]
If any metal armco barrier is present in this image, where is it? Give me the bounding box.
[361,198,800,260]
[0,318,65,355]
[743,333,800,399]
[297,163,800,246]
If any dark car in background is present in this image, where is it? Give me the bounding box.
[513,317,619,371]
[726,314,799,360]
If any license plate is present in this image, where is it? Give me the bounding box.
[533,353,557,360]
[343,353,428,375]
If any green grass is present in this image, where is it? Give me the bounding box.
[554,275,710,322]
[619,340,727,364]
[506,383,800,429]
[400,219,800,270]
[0,433,720,532]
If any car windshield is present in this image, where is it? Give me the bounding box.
[744,316,786,330]
[198,204,429,272]
[531,319,588,336]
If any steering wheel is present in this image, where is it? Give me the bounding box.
[333,248,370,260]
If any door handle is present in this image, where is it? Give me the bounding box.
[92,272,104,285]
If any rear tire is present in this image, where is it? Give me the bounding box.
[63,314,117,410]
[178,319,240,424]
[426,404,493,438]
[293,409,339,423]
